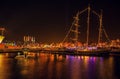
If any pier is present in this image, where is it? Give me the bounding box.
[0,46,111,58]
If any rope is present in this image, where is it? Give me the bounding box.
[62,20,75,43]
[62,8,88,43]
[103,27,111,42]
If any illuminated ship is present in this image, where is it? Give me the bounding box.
[62,5,110,55]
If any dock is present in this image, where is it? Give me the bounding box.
[0,48,111,58]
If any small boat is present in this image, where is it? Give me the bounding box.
[15,52,25,59]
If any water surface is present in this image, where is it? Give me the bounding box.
[0,53,120,79]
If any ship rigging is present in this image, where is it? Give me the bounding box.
[62,4,110,47]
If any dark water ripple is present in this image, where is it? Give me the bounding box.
[0,53,120,79]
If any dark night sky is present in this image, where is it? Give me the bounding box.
[0,0,120,43]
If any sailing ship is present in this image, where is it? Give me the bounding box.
[62,5,110,55]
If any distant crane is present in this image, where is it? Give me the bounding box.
[0,28,5,36]
[0,28,5,43]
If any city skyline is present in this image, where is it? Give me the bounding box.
[0,0,119,43]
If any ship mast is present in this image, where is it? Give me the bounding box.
[98,10,103,44]
[74,12,79,43]
[86,4,90,46]
[71,12,79,43]
[93,9,110,44]
[62,4,109,45]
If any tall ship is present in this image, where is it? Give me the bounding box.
[62,5,110,56]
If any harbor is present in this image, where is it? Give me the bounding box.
[0,1,120,79]
[0,5,120,58]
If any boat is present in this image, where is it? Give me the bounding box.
[15,52,25,59]
[61,5,110,56]
[76,47,110,56]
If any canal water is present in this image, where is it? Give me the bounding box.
[0,53,120,79]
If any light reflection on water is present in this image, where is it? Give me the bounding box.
[0,53,120,79]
